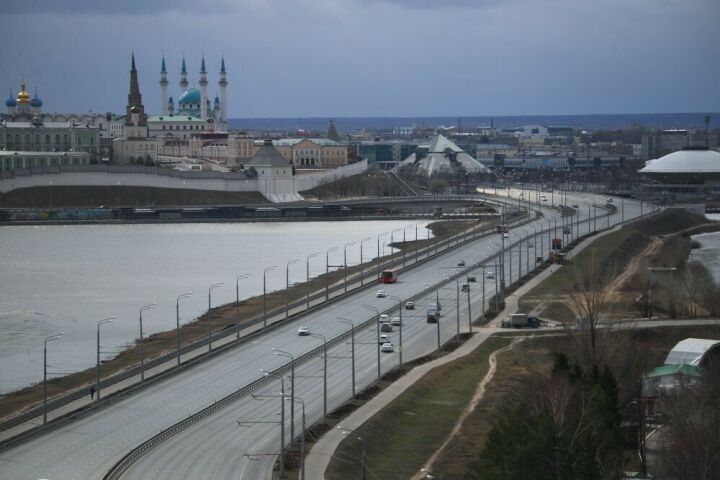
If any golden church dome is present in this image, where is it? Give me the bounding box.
[16,83,30,104]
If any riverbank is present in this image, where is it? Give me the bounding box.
[0,217,495,423]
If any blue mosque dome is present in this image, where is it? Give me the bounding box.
[5,92,16,107]
[30,94,43,107]
[179,88,201,105]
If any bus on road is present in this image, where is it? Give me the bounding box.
[380,268,400,284]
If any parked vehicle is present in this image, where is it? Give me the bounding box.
[376,289,386,298]
[381,342,395,353]
[405,301,415,310]
[297,326,310,336]
[501,313,541,329]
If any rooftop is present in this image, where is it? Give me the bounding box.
[664,338,720,366]
[640,147,720,174]
[644,363,703,379]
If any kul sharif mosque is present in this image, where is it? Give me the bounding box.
[161,56,228,131]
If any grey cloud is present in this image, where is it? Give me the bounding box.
[361,0,502,9]
[0,0,234,15]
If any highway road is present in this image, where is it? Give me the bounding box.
[0,191,649,480]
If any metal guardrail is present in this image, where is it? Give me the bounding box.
[101,205,539,479]
[0,196,527,450]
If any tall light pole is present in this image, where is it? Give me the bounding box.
[273,349,296,442]
[259,370,285,472]
[386,295,404,370]
[286,259,299,319]
[306,252,319,309]
[96,317,114,401]
[363,305,382,380]
[176,292,192,365]
[338,426,367,480]
[139,303,155,382]
[235,274,248,339]
[344,241,356,293]
[377,233,387,281]
[208,282,224,351]
[360,237,371,286]
[287,396,306,480]
[43,332,63,424]
[263,266,277,328]
[310,333,328,422]
[338,317,356,399]
[391,228,401,265]
[325,247,337,301]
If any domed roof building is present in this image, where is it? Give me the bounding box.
[5,91,16,108]
[3,82,43,117]
[638,146,720,202]
[160,56,226,131]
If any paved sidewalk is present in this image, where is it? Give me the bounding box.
[304,219,634,479]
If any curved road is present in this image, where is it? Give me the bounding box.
[0,191,648,479]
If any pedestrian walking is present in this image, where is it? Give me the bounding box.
[90,386,96,400]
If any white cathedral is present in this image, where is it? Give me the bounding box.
[160,56,227,132]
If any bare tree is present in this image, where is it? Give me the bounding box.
[566,252,627,368]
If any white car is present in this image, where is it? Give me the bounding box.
[405,301,415,310]
[379,313,389,322]
[376,289,386,298]
[379,334,391,344]
[391,316,401,326]
[606,198,613,203]
[381,342,395,353]
[503,233,510,238]
[297,326,310,336]
[486,271,495,279]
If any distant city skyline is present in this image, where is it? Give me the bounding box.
[1,0,718,117]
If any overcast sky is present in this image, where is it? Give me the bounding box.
[1,0,718,117]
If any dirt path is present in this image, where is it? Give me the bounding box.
[410,338,523,480]
[606,238,662,299]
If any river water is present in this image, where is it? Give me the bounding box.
[689,214,720,285]
[0,220,431,393]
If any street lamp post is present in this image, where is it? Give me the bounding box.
[363,305,382,380]
[288,396,306,480]
[344,242,356,293]
[274,349,296,442]
[386,295,404,370]
[208,283,224,351]
[377,233,386,282]
[325,248,337,301]
[259,371,285,472]
[310,333,328,422]
[338,317,356,399]
[139,303,156,382]
[391,228,401,265]
[96,316,114,401]
[338,426,367,480]
[176,292,192,365]
[286,259,299,319]
[263,266,277,328]
[360,237,371,286]
[235,275,248,339]
[43,332,63,424]
[306,252,319,309]
[456,281,461,341]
